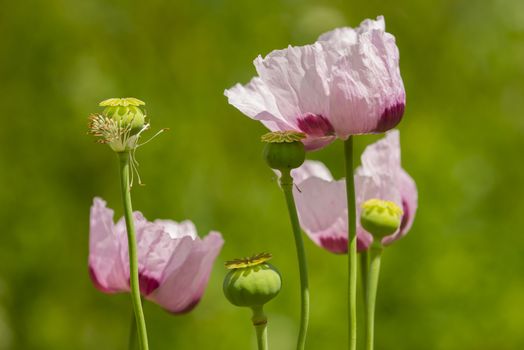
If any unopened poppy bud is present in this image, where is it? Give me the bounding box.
[100,97,146,131]
[262,131,306,171]
[361,199,403,239]
[223,253,281,307]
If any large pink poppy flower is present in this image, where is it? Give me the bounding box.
[291,130,417,253]
[225,16,405,151]
[88,198,224,314]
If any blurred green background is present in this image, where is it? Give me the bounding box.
[1,0,524,349]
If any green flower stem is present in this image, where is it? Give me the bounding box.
[252,306,269,350]
[280,171,310,350]
[344,137,357,350]
[360,251,369,305]
[118,152,149,350]
[128,313,137,350]
[365,245,383,350]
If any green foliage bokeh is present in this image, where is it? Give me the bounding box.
[1,0,524,349]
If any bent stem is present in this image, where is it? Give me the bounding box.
[280,171,310,350]
[344,137,357,350]
[365,245,383,350]
[118,152,149,350]
[252,306,269,350]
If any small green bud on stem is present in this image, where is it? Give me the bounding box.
[360,199,403,241]
[223,253,279,350]
[223,253,281,308]
[261,131,306,172]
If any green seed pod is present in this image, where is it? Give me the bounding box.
[360,199,403,239]
[261,131,306,171]
[223,253,282,308]
[99,97,146,131]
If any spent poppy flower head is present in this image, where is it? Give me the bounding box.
[290,130,417,253]
[223,253,282,308]
[88,198,224,314]
[225,16,405,151]
[88,98,150,153]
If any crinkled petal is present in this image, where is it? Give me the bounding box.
[318,26,358,50]
[136,220,194,296]
[148,232,224,313]
[88,198,129,293]
[360,130,400,175]
[156,220,198,240]
[225,16,405,149]
[253,44,331,126]
[226,44,337,151]
[224,77,294,131]
[327,17,405,137]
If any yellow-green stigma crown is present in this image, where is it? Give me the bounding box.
[99,97,145,107]
[361,199,403,239]
[362,199,403,216]
[225,252,272,270]
[261,131,306,143]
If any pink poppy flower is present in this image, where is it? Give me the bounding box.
[291,130,417,253]
[225,16,405,151]
[88,198,224,314]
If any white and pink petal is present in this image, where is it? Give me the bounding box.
[148,232,224,313]
[88,198,129,293]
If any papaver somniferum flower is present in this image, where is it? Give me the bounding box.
[224,16,405,151]
[291,130,417,253]
[89,198,224,313]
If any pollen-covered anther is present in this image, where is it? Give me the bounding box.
[88,114,131,143]
[88,113,124,144]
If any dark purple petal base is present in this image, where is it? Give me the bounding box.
[139,273,161,296]
[297,113,335,137]
[375,102,405,132]
[319,235,348,254]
